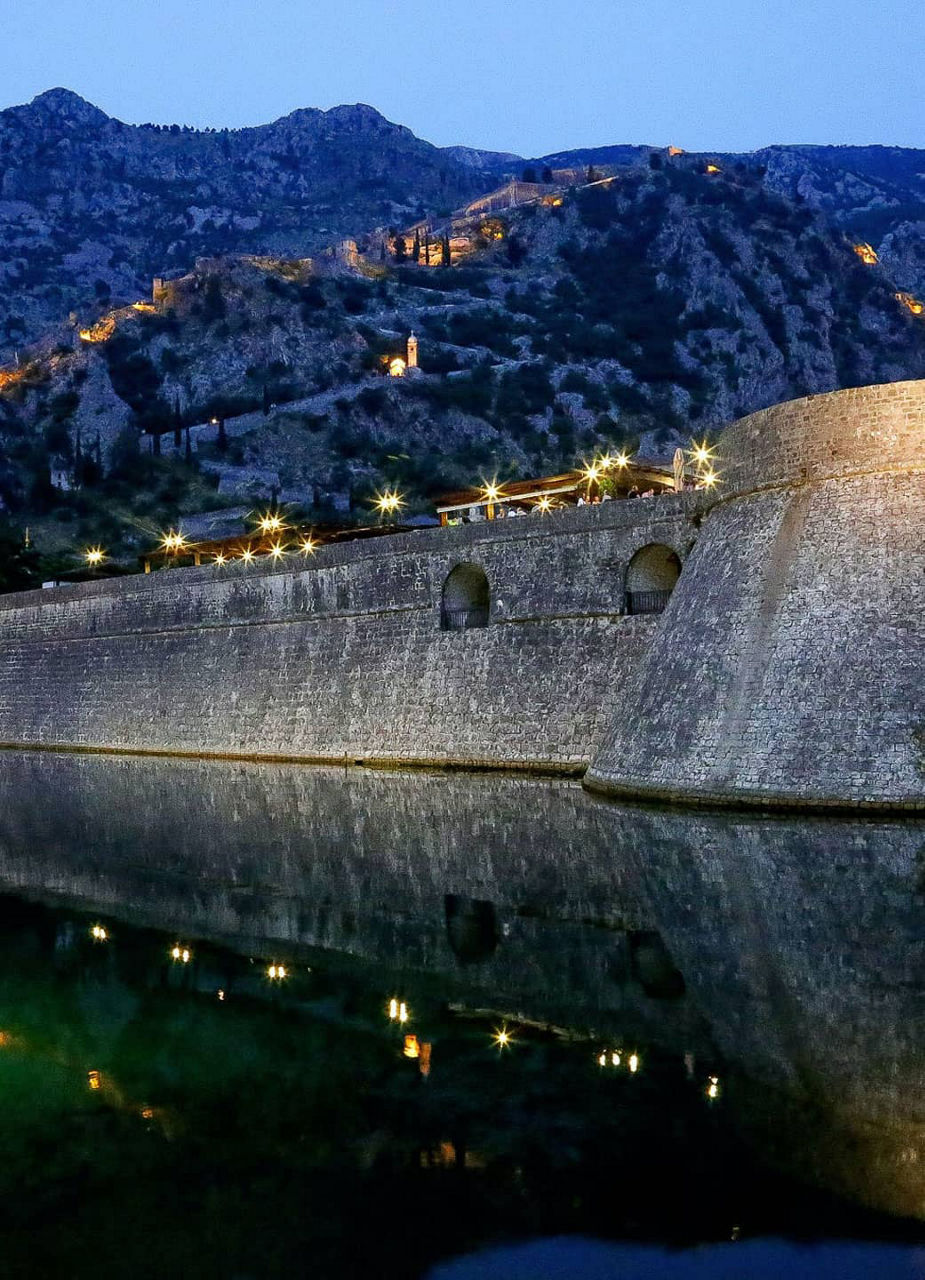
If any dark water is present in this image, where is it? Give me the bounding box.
[0,751,922,1278]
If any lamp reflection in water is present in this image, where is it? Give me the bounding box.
[388,998,409,1024]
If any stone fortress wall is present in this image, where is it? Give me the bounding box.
[0,497,698,772]
[586,380,925,810]
[0,379,921,808]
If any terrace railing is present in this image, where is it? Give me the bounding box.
[624,589,673,616]
[440,606,490,631]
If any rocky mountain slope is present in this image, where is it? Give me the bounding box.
[2,157,922,571]
[3,89,925,363]
[0,88,511,360]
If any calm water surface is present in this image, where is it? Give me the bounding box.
[0,751,922,1278]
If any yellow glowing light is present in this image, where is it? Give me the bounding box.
[628,1053,640,1074]
[84,547,105,567]
[388,998,399,1020]
[299,537,317,556]
[213,553,227,567]
[217,989,225,1001]
[480,479,503,505]
[160,530,188,554]
[88,1070,102,1090]
[171,945,191,964]
[706,1075,721,1100]
[700,468,720,489]
[668,146,684,157]
[492,1025,513,1051]
[896,291,925,316]
[611,1050,621,1067]
[373,490,406,517]
[0,367,26,392]
[267,964,288,980]
[581,461,601,485]
[706,163,721,175]
[403,1034,420,1059]
[615,452,630,468]
[688,440,715,469]
[268,541,287,561]
[389,357,406,378]
[853,242,878,265]
[399,1001,408,1024]
[78,316,116,344]
[535,495,553,514]
[257,513,284,535]
[597,1051,607,1067]
[90,924,108,942]
[239,547,255,564]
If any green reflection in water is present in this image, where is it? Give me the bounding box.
[0,751,920,1276]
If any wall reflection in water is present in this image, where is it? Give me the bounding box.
[0,749,922,1227]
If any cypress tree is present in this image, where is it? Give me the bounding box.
[441,233,451,268]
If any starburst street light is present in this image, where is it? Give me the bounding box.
[298,537,318,556]
[268,541,287,561]
[84,547,105,567]
[479,479,504,505]
[239,547,255,564]
[372,490,406,517]
[257,512,285,535]
[492,1025,514,1051]
[535,495,553,515]
[160,530,188,554]
[700,468,720,489]
[213,553,227,567]
[688,440,716,470]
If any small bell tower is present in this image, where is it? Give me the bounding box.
[407,332,418,369]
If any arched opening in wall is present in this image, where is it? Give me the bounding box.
[441,563,490,630]
[628,930,686,1000]
[445,895,499,965]
[624,544,681,616]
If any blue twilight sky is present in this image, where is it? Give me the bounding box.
[2,0,922,156]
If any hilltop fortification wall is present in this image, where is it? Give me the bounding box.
[0,498,697,771]
[586,381,925,811]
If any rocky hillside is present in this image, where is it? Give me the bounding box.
[4,88,925,364]
[0,89,512,360]
[2,158,923,571]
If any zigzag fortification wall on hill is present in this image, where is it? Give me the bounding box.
[0,499,698,772]
[586,380,925,811]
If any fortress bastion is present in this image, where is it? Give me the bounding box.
[585,380,925,811]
